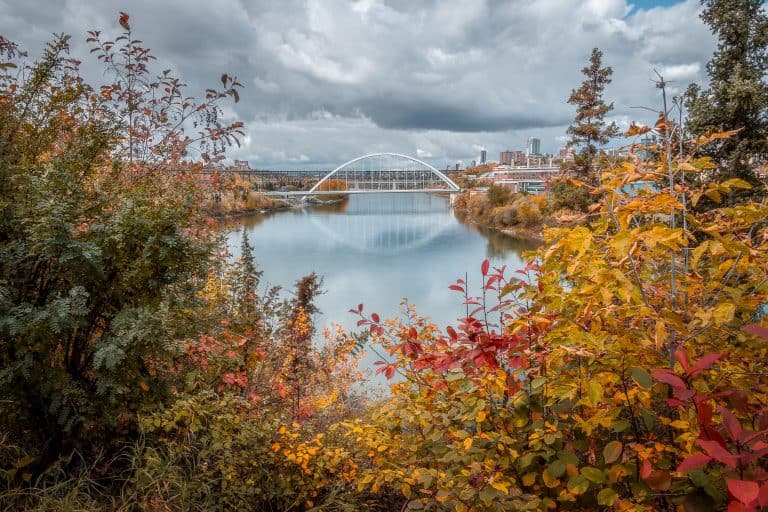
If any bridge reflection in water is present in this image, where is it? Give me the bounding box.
[308,193,456,255]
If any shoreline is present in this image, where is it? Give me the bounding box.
[498,225,545,243]
[207,195,347,221]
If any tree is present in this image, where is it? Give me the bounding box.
[0,15,242,476]
[486,183,511,207]
[566,48,619,182]
[685,0,768,185]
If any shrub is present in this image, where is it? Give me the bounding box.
[347,129,768,512]
[0,15,242,479]
[490,205,519,227]
[467,194,491,220]
[550,179,592,211]
[487,184,512,207]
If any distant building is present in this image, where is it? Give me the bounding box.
[480,149,487,164]
[455,163,461,171]
[500,150,526,166]
[233,159,251,170]
[558,146,575,163]
[637,135,658,161]
[471,160,477,168]
[527,137,541,156]
[488,164,559,195]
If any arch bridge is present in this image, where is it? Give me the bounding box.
[283,153,460,197]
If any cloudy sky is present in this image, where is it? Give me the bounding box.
[0,0,715,169]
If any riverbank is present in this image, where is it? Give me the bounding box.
[452,186,587,244]
[204,191,347,220]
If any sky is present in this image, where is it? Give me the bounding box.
[0,0,715,169]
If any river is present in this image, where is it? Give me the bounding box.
[226,192,538,382]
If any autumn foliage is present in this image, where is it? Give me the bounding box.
[341,126,768,511]
[2,10,768,512]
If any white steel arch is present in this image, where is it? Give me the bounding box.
[307,152,461,195]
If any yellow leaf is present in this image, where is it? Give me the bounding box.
[271,443,281,453]
[712,302,736,325]
[402,483,412,498]
[463,438,473,450]
[542,469,560,488]
[490,479,510,494]
[522,472,537,486]
[670,420,689,429]
[655,320,667,350]
[587,381,603,405]
[377,444,388,452]
[722,178,752,190]
[476,410,487,423]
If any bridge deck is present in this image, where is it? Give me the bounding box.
[263,189,459,197]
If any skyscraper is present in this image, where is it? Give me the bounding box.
[527,137,541,156]
[480,149,487,164]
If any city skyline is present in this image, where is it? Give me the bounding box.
[0,0,715,168]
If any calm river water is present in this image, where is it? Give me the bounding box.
[226,193,538,380]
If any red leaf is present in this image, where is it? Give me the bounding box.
[698,402,714,427]
[640,459,652,479]
[691,353,722,375]
[719,406,743,443]
[358,303,364,313]
[759,411,768,431]
[481,259,490,276]
[675,348,691,373]
[703,426,729,448]
[371,313,380,323]
[384,365,395,379]
[758,482,768,507]
[653,369,687,390]
[409,327,418,340]
[118,12,130,30]
[449,285,465,293]
[744,324,768,340]
[677,454,712,472]
[644,469,672,491]
[697,439,737,468]
[727,479,760,506]
[446,326,458,341]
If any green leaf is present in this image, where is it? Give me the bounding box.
[581,467,606,483]
[548,459,566,478]
[630,367,653,390]
[567,475,590,495]
[597,488,619,506]
[587,381,603,405]
[603,441,623,464]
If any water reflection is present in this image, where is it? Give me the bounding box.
[309,194,456,254]
[227,193,535,384]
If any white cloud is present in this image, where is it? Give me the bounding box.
[0,0,717,166]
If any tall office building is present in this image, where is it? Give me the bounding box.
[527,137,541,156]
[499,151,513,165]
[480,149,487,164]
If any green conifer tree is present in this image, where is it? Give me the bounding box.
[566,48,620,183]
[685,0,768,184]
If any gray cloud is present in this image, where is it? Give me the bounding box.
[0,0,716,167]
